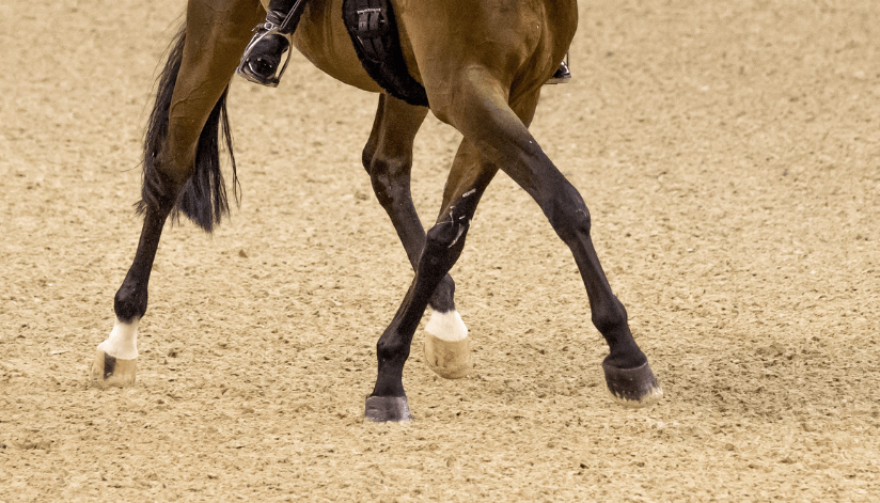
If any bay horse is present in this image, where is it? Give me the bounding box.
[90,0,662,421]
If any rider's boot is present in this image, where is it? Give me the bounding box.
[237,0,305,87]
[546,59,571,85]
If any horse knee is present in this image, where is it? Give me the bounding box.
[544,181,591,244]
[370,171,395,208]
[426,220,465,250]
[369,157,411,209]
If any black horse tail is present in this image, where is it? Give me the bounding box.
[137,23,239,233]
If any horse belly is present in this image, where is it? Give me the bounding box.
[292,0,385,94]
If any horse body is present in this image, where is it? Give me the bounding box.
[90,0,662,419]
[293,0,383,93]
[292,0,576,106]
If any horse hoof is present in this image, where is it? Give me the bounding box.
[602,361,663,408]
[424,334,472,379]
[424,310,472,379]
[89,350,137,388]
[364,395,412,423]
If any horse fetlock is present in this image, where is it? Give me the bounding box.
[428,274,456,313]
[376,337,410,365]
[591,300,629,339]
[114,284,148,322]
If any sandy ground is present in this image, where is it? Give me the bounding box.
[1,0,879,501]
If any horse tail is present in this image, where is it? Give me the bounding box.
[137,23,239,233]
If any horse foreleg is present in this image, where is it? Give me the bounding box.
[365,139,497,422]
[362,95,468,379]
[90,0,264,387]
[444,69,662,407]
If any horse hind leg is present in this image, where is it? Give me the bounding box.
[90,0,265,387]
[362,95,469,379]
[90,210,164,388]
[440,68,662,407]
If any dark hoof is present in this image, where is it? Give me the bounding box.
[364,395,412,423]
[602,361,663,408]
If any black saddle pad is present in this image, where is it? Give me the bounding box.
[342,0,429,107]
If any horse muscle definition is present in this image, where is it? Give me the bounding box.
[90,0,662,421]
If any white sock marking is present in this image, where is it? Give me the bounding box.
[425,310,468,342]
[97,319,139,360]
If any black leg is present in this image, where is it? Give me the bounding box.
[90,203,173,387]
[362,96,456,313]
[114,207,169,323]
[365,138,497,421]
[442,72,661,407]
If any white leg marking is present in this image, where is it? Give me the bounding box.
[97,319,139,360]
[425,310,468,342]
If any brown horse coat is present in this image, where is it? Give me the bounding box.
[92,0,662,418]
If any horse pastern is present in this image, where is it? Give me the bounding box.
[425,310,467,342]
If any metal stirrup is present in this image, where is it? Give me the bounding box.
[237,27,293,87]
[236,0,308,86]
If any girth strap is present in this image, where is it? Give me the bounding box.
[342,0,429,107]
[356,7,388,61]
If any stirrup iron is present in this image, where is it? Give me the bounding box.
[236,25,293,87]
[236,0,307,87]
[546,53,572,85]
